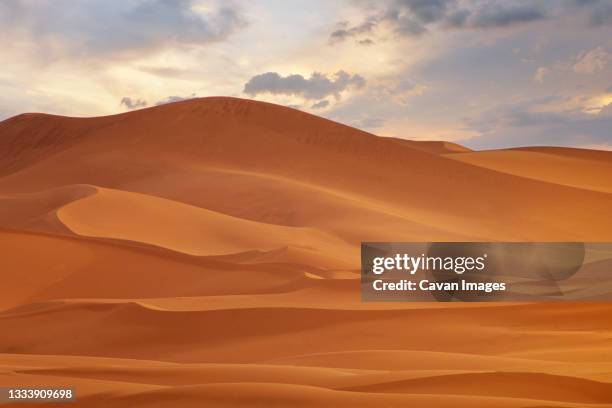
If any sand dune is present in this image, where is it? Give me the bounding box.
[50,382,597,408]
[391,138,473,154]
[0,229,330,310]
[448,148,612,193]
[1,98,611,243]
[1,97,611,407]
[2,300,611,364]
[57,186,357,266]
[0,184,95,233]
[4,348,612,407]
[342,372,612,403]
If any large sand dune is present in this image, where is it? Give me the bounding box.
[1,97,611,407]
[447,148,612,193]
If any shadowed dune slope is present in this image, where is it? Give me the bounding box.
[0,184,96,234]
[0,229,324,310]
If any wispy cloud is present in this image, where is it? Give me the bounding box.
[465,98,612,148]
[155,94,197,106]
[573,46,610,74]
[0,0,245,60]
[120,97,148,110]
[329,0,612,45]
[310,100,330,109]
[329,0,548,44]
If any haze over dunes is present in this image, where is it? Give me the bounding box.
[1,97,612,407]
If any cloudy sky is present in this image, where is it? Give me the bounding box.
[1,0,611,149]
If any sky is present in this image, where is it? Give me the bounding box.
[1,0,611,150]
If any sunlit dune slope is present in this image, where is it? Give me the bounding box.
[448,147,612,193]
[57,186,357,265]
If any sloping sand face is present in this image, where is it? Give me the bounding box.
[447,148,612,193]
[1,97,612,407]
[57,186,357,267]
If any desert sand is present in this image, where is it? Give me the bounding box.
[1,97,612,407]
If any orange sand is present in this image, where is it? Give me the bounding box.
[1,97,611,407]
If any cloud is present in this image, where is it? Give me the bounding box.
[138,66,191,78]
[319,75,429,135]
[121,94,197,109]
[574,0,612,26]
[330,0,612,45]
[600,102,612,117]
[0,0,245,60]
[332,0,453,42]
[330,0,551,44]
[390,0,455,33]
[366,78,427,105]
[0,1,22,19]
[527,46,610,86]
[310,100,330,109]
[353,116,386,130]
[155,94,197,106]
[243,71,366,100]
[120,97,147,110]
[329,0,456,44]
[464,99,612,148]
[446,3,545,29]
[326,102,386,131]
[573,46,610,74]
[332,112,386,131]
[534,67,550,83]
[358,38,375,46]
[329,19,376,44]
